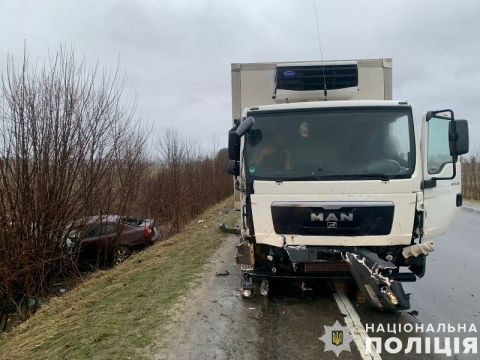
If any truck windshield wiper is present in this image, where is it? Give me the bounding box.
[257,175,321,182]
[317,174,391,181]
[255,174,391,182]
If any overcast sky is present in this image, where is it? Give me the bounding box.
[0,0,479,148]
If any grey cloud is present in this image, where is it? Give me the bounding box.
[0,0,478,147]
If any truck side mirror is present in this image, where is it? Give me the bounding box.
[228,128,240,161]
[424,110,469,187]
[227,160,239,176]
[425,110,455,181]
[235,116,255,137]
[227,117,256,177]
[449,120,469,156]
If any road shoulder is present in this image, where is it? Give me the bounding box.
[462,200,480,214]
[151,235,260,360]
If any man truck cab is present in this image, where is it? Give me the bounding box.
[227,59,469,310]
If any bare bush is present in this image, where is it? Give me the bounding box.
[0,48,232,330]
[0,48,147,323]
[462,147,480,200]
[138,129,232,237]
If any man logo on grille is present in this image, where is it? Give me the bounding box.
[327,222,337,229]
[310,212,354,222]
[319,320,353,357]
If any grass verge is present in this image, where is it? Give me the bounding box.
[0,197,237,360]
[464,199,480,207]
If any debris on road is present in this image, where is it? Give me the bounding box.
[215,270,230,277]
[407,310,419,317]
[218,222,240,235]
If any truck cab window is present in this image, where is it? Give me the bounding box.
[247,128,292,173]
[245,108,415,180]
[427,116,452,174]
[388,115,410,165]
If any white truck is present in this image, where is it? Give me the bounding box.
[227,58,470,310]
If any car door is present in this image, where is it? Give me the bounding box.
[100,222,118,251]
[81,223,103,260]
[421,110,469,239]
[82,222,118,261]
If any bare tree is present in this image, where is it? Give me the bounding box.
[0,47,147,324]
[144,129,232,237]
[0,46,232,331]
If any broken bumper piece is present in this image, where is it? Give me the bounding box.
[236,239,255,271]
[345,249,410,311]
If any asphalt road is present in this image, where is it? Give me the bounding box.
[157,208,479,360]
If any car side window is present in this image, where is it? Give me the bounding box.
[102,223,117,235]
[86,224,102,238]
[85,222,117,237]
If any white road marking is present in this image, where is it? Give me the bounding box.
[333,289,382,360]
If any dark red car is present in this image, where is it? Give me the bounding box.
[65,215,158,266]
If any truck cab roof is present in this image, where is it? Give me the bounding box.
[242,100,411,117]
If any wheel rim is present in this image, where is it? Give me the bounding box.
[114,247,130,265]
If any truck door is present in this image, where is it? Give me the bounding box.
[421,110,469,239]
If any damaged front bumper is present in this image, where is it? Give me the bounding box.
[283,245,413,310]
[235,239,255,272]
[238,241,426,310]
[343,249,411,311]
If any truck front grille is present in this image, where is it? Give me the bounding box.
[271,201,395,236]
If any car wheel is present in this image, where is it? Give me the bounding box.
[113,246,132,265]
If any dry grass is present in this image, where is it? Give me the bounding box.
[0,197,237,360]
[463,199,480,207]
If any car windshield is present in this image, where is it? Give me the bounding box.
[244,107,415,181]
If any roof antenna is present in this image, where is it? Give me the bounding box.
[313,0,327,100]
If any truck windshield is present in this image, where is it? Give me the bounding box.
[244,107,415,181]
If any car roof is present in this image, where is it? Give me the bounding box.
[83,215,121,225]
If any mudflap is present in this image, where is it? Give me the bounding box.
[345,249,411,311]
